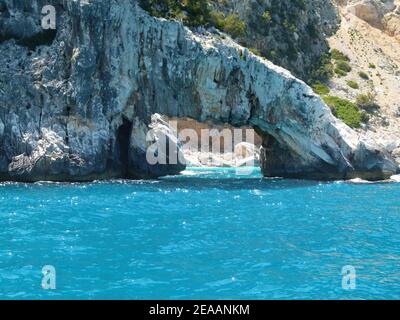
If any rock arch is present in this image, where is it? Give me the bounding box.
[0,0,397,181]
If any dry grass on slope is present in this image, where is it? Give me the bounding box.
[328,1,400,163]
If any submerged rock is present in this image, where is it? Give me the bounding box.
[0,0,397,181]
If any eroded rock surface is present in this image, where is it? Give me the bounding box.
[129,114,185,179]
[0,0,397,181]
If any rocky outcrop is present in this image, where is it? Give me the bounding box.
[346,0,394,26]
[343,0,400,37]
[129,114,185,178]
[0,0,397,181]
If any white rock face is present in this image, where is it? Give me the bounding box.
[0,0,397,181]
[8,128,85,181]
[128,114,185,178]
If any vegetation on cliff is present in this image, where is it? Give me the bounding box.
[323,96,368,128]
[139,0,247,36]
[139,0,336,83]
[139,0,212,27]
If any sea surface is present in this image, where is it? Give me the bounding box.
[0,167,399,300]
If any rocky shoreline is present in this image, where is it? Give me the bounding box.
[0,0,398,182]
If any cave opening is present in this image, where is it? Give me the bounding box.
[168,116,262,168]
[18,30,57,51]
[0,30,57,50]
[116,118,133,176]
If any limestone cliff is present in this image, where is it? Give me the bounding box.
[0,0,397,181]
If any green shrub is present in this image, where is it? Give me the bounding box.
[331,49,350,62]
[266,49,278,61]
[347,80,359,89]
[222,14,246,38]
[356,93,379,112]
[139,0,181,18]
[312,82,330,95]
[249,47,261,56]
[336,60,352,73]
[306,21,319,39]
[358,71,369,80]
[183,0,212,27]
[329,49,352,77]
[139,0,212,27]
[368,63,376,69]
[323,96,363,128]
[262,10,272,24]
[309,53,334,83]
[209,11,246,38]
[334,68,348,77]
[209,11,225,29]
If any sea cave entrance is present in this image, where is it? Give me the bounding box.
[116,117,133,176]
[161,116,262,169]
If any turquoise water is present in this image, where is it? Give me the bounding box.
[0,167,399,300]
